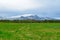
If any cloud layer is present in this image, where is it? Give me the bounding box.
[0,0,60,18]
[0,0,42,10]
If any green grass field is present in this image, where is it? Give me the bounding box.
[0,23,60,40]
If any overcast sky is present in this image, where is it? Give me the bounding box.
[0,0,60,18]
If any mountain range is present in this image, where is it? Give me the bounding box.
[0,14,59,20]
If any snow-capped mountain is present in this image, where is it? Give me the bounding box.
[8,14,40,20]
[0,14,57,20]
[8,14,54,20]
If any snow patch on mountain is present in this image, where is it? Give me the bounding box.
[10,14,35,18]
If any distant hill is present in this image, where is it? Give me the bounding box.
[0,14,59,20]
[7,14,55,20]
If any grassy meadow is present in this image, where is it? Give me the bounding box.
[0,23,60,40]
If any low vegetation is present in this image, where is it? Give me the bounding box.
[0,22,60,40]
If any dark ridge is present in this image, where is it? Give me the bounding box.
[0,20,60,23]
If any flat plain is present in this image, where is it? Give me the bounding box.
[0,23,60,40]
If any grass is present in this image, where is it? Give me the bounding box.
[0,23,60,40]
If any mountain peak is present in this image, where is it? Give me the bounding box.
[7,14,55,20]
[10,14,36,18]
[21,14,36,17]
